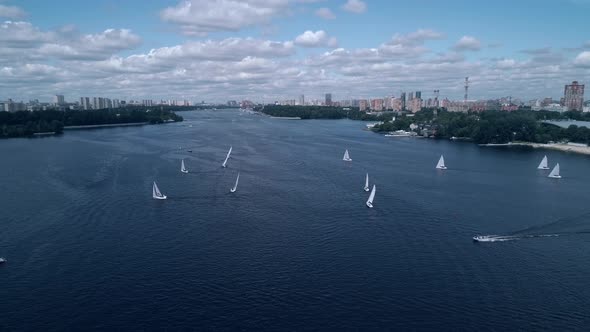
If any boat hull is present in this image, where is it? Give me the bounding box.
[153,195,167,200]
[366,202,373,208]
[436,166,447,170]
[548,175,562,179]
[181,170,188,174]
[364,187,370,192]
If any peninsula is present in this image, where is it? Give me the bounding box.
[0,107,183,138]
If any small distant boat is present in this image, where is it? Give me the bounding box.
[222,146,233,168]
[537,155,549,170]
[548,163,561,179]
[152,181,167,200]
[473,235,498,242]
[230,172,240,193]
[0,257,6,264]
[187,149,193,153]
[436,155,447,170]
[181,159,188,174]
[366,184,376,208]
[364,173,370,192]
[343,149,352,162]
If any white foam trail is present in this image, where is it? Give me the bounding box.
[474,234,560,242]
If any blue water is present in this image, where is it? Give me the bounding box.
[2,109,590,330]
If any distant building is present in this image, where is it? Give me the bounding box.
[53,94,65,105]
[325,93,332,106]
[359,99,368,112]
[409,98,422,113]
[400,92,406,110]
[564,81,585,111]
[298,95,305,106]
[415,91,421,99]
[392,98,402,111]
[370,99,384,111]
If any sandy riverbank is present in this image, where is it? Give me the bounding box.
[480,142,590,155]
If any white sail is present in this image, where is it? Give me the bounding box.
[364,173,370,192]
[153,181,167,199]
[548,163,561,178]
[222,146,233,168]
[366,185,376,208]
[436,155,447,169]
[343,149,352,161]
[537,155,549,170]
[230,172,240,193]
[181,159,188,173]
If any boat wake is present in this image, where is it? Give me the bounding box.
[474,211,590,243]
[473,234,560,243]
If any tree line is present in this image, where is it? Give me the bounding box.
[256,105,395,121]
[373,109,590,145]
[0,107,183,138]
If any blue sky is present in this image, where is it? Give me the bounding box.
[1,0,589,102]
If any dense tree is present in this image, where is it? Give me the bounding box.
[256,105,395,121]
[0,107,183,138]
[373,109,590,145]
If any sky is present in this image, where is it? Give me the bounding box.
[1,0,590,103]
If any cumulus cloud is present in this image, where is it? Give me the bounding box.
[342,0,366,13]
[390,29,445,46]
[160,0,290,35]
[574,51,590,67]
[1,15,588,104]
[453,36,481,51]
[0,5,27,19]
[315,7,336,19]
[295,30,337,48]
[0,21,141,64]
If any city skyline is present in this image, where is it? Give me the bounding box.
[1,0,590,102]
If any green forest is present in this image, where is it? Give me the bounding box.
[256,105,394,121]
[0,107,183,138]
[373,109,590,144]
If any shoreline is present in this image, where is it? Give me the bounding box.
[64,122,149,130]
[479,142,590,155]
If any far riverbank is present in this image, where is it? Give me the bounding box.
[479,142,590,156]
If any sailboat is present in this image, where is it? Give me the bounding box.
[181,159,188,173]
[537,155,549,170]
[230,172,240,193]
[364,173,370,192]
[152,181,167,200]
[343,149,352,161]
[548,163,561,179]
[366,185,376,208]
[222,146,233,168]
[436,155,447,170]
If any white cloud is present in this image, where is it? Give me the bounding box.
[0,5,27,19]
[160,0,290,35]
[342,0,366,13]
[0,21,54,48]
[574,51,590,67]
[453,36,481,51]
[0,22,142,64]
[390,29,445,46]
[315,7,336,19]
[295,30,337,48]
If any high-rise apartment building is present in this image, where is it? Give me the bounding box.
[53,94,65,105]
[400,92,406,110]
[359,99,368,112]
[298,94,305,106]
[564,81,585,111]
[325,93,332,106]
